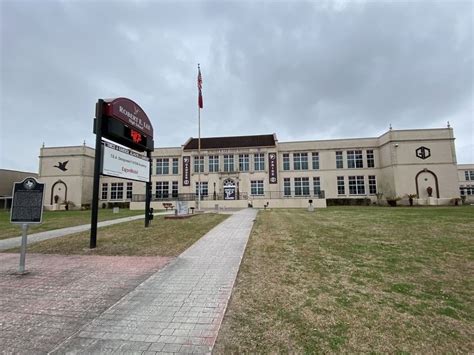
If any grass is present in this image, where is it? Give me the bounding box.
[214,206,474,353]
[7,213,228,256]
[0,209,146,240]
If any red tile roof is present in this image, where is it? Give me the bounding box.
[183,134,276,150]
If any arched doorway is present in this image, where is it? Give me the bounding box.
[223,179,236,200]
[51,180,68,204]
[415,169,439,198]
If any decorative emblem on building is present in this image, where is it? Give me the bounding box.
[268,152,278,184]
[416,146,431,160]
[182,156,190,186]
[54,160,69,171]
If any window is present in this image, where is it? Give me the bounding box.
[194,156,204,173]
[172,158,179,174]
[367,150,375,168]
[312,152,319,170]
[254,153,265,171]
[195,182,208,196]
[348,176,365,195]
[224,155,234,172]
[126,182,133,199]
[155,181,169,199]
[368,175,377,194]
[101,183,108,200]
[209,155,219,172]
[460,186,474,196]
[347,150,363,168]
[337,176,345,195]
[465,170,474,181]
[239,154,249,172]
[156,158,169,175]
[284,178,291,196]
[293,153,308,170]
[111,182,123,200]
[336,151,343,169]
[313,177,321,196]
[294,177,310,196]
[283,153,290,171]
[172,181,178,198]
[250,180,264,196]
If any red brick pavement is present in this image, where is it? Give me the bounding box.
[0,253,172,354]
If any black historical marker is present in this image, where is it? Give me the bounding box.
[10,177,45,224]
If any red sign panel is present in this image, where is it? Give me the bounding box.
[269,152,278,184]
[130,129,142,144]
[183,156,191,186]
[103,97,153,138]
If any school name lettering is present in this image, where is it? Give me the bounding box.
[119,105,151,132]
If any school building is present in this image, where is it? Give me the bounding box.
[35,127,473,210]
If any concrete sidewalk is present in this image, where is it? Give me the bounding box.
[52,208,257,354]
[0,211,173,251]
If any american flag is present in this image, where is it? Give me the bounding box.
[198,65,203,109]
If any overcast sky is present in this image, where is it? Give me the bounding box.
[1,0,473,173]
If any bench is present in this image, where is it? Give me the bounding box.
[162,203,174,210]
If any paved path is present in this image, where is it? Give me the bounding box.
[0,253,172,355]
[0,212,173,251]
[52,208,257,354]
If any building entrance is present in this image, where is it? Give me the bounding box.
[223,179,236,200]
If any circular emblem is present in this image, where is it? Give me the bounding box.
[23,178,36,190]
[270,177,276,183]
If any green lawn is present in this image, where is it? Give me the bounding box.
[0,209,146,240]
[214,206,474,353]
[7,213,228,256]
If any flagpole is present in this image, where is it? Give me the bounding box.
[198,102,201,211]
[197,64,201,211]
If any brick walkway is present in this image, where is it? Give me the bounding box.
[53,208,257,354]
[0,253,172,354]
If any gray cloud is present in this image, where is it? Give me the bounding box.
[1,0,472,172]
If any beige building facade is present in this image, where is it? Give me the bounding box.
[39,145,95,210]
[458,164,474,203]
[0,169,38,209]
[37,127,468,210]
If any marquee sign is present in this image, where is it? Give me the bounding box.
[95,98,154,152]
[90,97,155,249]
[269,152,278,184]
[183,156,191,186]
[103,98,153,138]
[102,142,150,183]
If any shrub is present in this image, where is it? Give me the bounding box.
[327,198,371,206]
